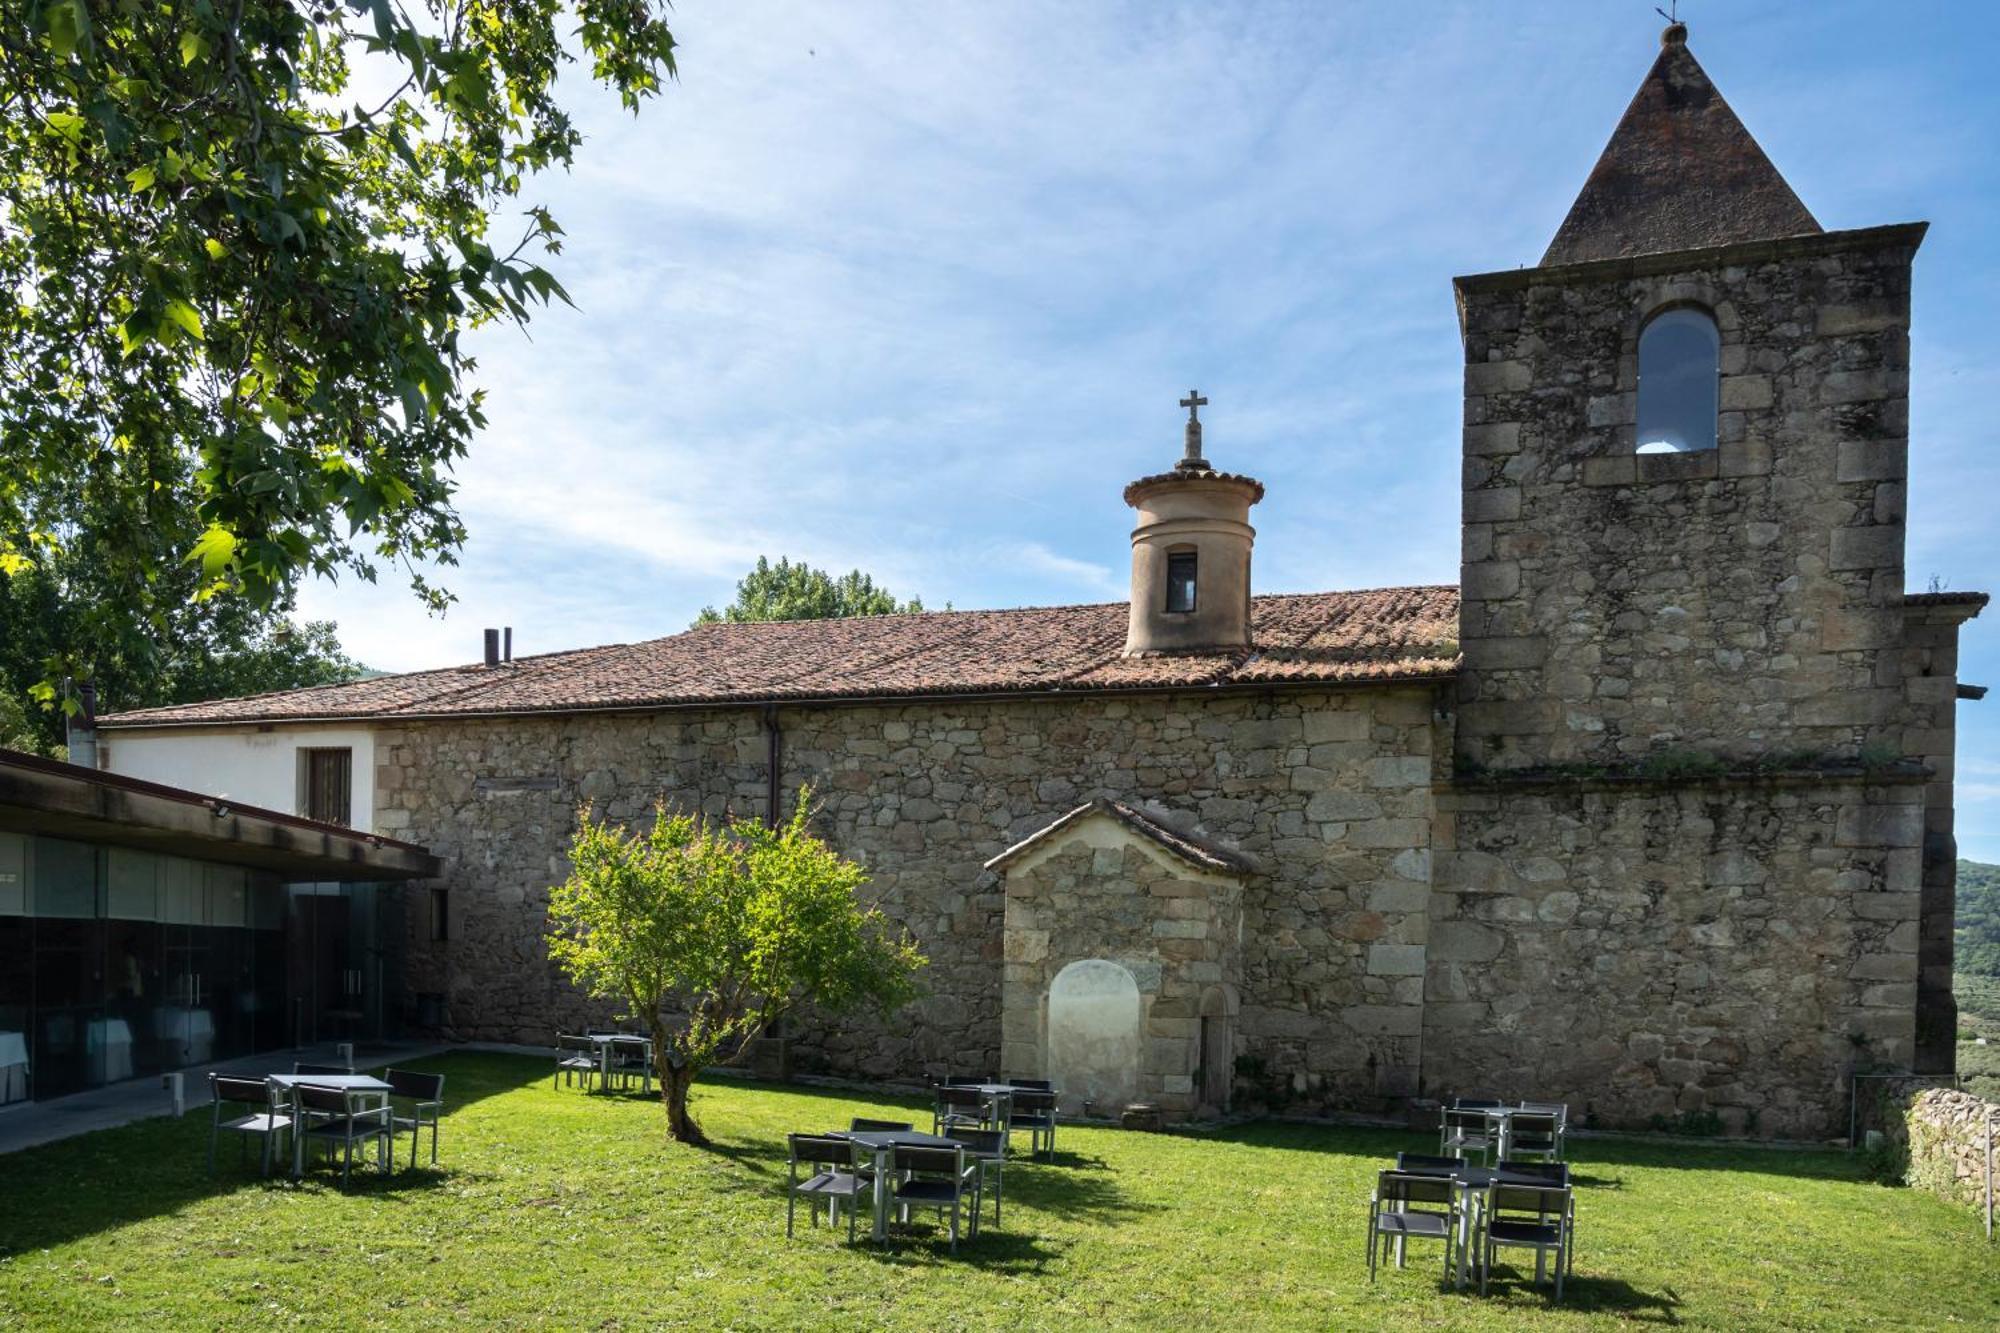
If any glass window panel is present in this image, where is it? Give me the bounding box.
[0,914,27,1103]
[31,838,99,918]
[1636,307,1721,454]
[0,832,24,916]
[106,849,161,921]
[160,858,201,925]
[1165,552,1198,613]
[204,865,248,928]
[250,878,286,931]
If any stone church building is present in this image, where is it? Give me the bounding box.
[98,28,1984,1138]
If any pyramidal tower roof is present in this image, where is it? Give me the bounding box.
[1542,23,1821,266]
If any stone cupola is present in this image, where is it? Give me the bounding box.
[1122,392,1264,656]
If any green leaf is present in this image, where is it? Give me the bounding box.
[126,164,157,193]
[161,298,204,341]
[178,30,209,66]
[188,524,237,581]
[202,237,228,260]
[46,1,84,59]
[43,111,85,145]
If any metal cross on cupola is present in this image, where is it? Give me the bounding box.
[1177,389,1210,470]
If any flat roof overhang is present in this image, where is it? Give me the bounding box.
[0,749,438,882]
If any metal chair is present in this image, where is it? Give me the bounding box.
[1496,1161,1575,1271]
[1480,1181,1574,1300]
[292,1082,393,1188]
[849,1117,913,1132]
[384,1068,445,1168]
[1440,1107,1493,1165]
[554,1033,599,1090]
[1008,1088,1058,1159]
[1006,1078,1053,1091]
[608,1036,653,1094]
[888,1144,980,1253]
[1508,1110,1563,1163]
[786,1134,872,1242]
[945,1126,1007,1225]
[293,1061,351,1076]
[1519,1101,1570,1157]
[1366,1170,1460,1282]
[207,1074,291,1177]
[933,1084,990,1135]
[1394,1151,1463,1176]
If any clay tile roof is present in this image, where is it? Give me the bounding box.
[1122,468,1266,506]
[1541,26,1821,267]
[983,797,1254,875]
[95,585,1459,728]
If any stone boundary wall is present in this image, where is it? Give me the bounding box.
[1891,1086,1999,1209]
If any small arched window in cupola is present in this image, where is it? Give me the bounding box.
[1164,549,1198,613]
[1635,306,1721,454]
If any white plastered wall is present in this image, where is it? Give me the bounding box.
[99,725,378,832]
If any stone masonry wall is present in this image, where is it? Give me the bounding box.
[1430,774,1927,1139]
[1455,228,1924,771]
[1000,832,1241,1119]
[377,686,1439,1113]
[1893,1085,1999,1209]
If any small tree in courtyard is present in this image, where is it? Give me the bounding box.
[546,789,925,1144]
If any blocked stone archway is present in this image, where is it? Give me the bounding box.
[987,798,1249,1121]
[1047,959,1143,1114]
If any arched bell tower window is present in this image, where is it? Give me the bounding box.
[1636,306,1720,454]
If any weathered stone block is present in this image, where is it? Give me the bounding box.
[1466,360,1531,394]
[1367,943,1428,977]
[1462,561,1521,601]
[1830,524,1903,572]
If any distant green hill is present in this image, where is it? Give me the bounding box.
[1957,860,2000,1029]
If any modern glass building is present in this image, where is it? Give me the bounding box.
[0,749,435,1105]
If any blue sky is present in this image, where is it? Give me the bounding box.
[295,1,2000,854]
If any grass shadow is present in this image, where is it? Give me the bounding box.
[1468,1266,1684,1323]
[854,1223,1070,1274]
[1194,1118,1870,1188]
[0,1049,548,1256]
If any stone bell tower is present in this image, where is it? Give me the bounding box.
[1427,23,1984,1127]
[1123,391,1264,656]
[1452,21,1930,772]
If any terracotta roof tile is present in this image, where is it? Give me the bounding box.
[984,798,1254,875]
[97,585,1461,727]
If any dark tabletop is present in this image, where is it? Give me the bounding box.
[1425,1166,1566,1189]
[833,1129,962,1150]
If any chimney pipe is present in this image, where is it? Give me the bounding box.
[65,678,99,769]
[482,628,500,667]
[503,627,513,663]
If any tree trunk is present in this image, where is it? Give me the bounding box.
[659,1059,706,1145]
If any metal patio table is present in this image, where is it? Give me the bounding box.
[268,1073,396,1180]
[587,1034,654,1093]
[945,1082,1019,1134]
[829,1128,964,1242]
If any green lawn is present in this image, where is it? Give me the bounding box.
[0,1052,1994,1330]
